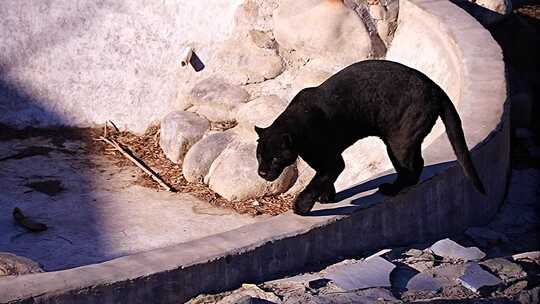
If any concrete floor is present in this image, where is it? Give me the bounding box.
[0,135,261,271]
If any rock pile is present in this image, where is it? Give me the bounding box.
[160,0,398,202]
[188,240,539,304]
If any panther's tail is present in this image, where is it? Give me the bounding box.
[438,91,486,195]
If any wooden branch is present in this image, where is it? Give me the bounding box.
[107,120,120,132]
[98,136,173,192]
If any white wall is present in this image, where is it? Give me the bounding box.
[0,0,243,133]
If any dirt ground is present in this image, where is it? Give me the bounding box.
[0,124,262,270]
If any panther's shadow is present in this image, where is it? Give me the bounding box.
[307,161,455,217]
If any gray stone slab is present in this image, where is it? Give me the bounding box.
[458,262,502,293]
[324,257,395,291]
[390,265,419,290]
[317,288,398,304]
[430,238,486,261]
[265,273,321,286]
[406,272,442,292]
[424,264,468,288]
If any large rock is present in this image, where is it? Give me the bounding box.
[288,67,332,100]
[474,0,512,15]
[206,141,297,201]
[323,256,396,290]
[458,262,502,293]
[287,158,317,196]
[159,111,210,164]
[185,77,250,122]
[0,252,43,277]
[429,238,486,262]
[233,0,279,34]
[335,137,392,192]
[235,95,287,140]
[273,0,373,68]
[182,131,235,183]
[288,138,392,195]
[213,38,284,85]
[453,0,512,26]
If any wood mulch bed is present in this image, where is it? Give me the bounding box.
[94,123,294,216]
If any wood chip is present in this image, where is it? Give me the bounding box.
[13,207,48,232]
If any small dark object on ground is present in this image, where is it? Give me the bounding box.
[12,207,48,232]
[24,180,64,196]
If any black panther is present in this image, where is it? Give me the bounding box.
[255,60,485,215]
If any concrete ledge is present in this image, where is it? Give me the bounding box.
[0,0,509,303]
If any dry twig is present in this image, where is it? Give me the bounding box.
[13,207,48,232]
[97,136,173,192]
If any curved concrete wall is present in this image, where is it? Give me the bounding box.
[0,0,242,133]
[0,0,509,303]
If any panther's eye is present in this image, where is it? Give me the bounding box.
[272,157,279,163]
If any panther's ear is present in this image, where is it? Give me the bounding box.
[281,133,293,149]
[254,126,265,136]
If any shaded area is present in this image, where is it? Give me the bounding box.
[0,1,260,272]
[0,130,260,271]
[308,161,453,217]
[0,146,54,162]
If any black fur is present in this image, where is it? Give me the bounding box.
[255,60,486,215]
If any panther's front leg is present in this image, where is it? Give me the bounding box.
[318,184,336,204]
[293,156,344,215]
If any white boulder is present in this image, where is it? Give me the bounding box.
[286,157,317,196]
[235,95,288,140]
[159,111,210,164]
[213,38,284,85]
[273,0,374,67]
[182,131,235,183]
[289,67,332,99]
[185,77,250,122]
[474,0,512,15]
[206,141,297,201]
[335,137,392,192]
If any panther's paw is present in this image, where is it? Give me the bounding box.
[293,196,316,215]
[378,183,402,196]
[318,191,335,204]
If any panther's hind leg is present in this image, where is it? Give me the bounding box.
[379,140,424,196]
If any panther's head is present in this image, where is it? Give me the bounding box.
[255,126,298,181]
